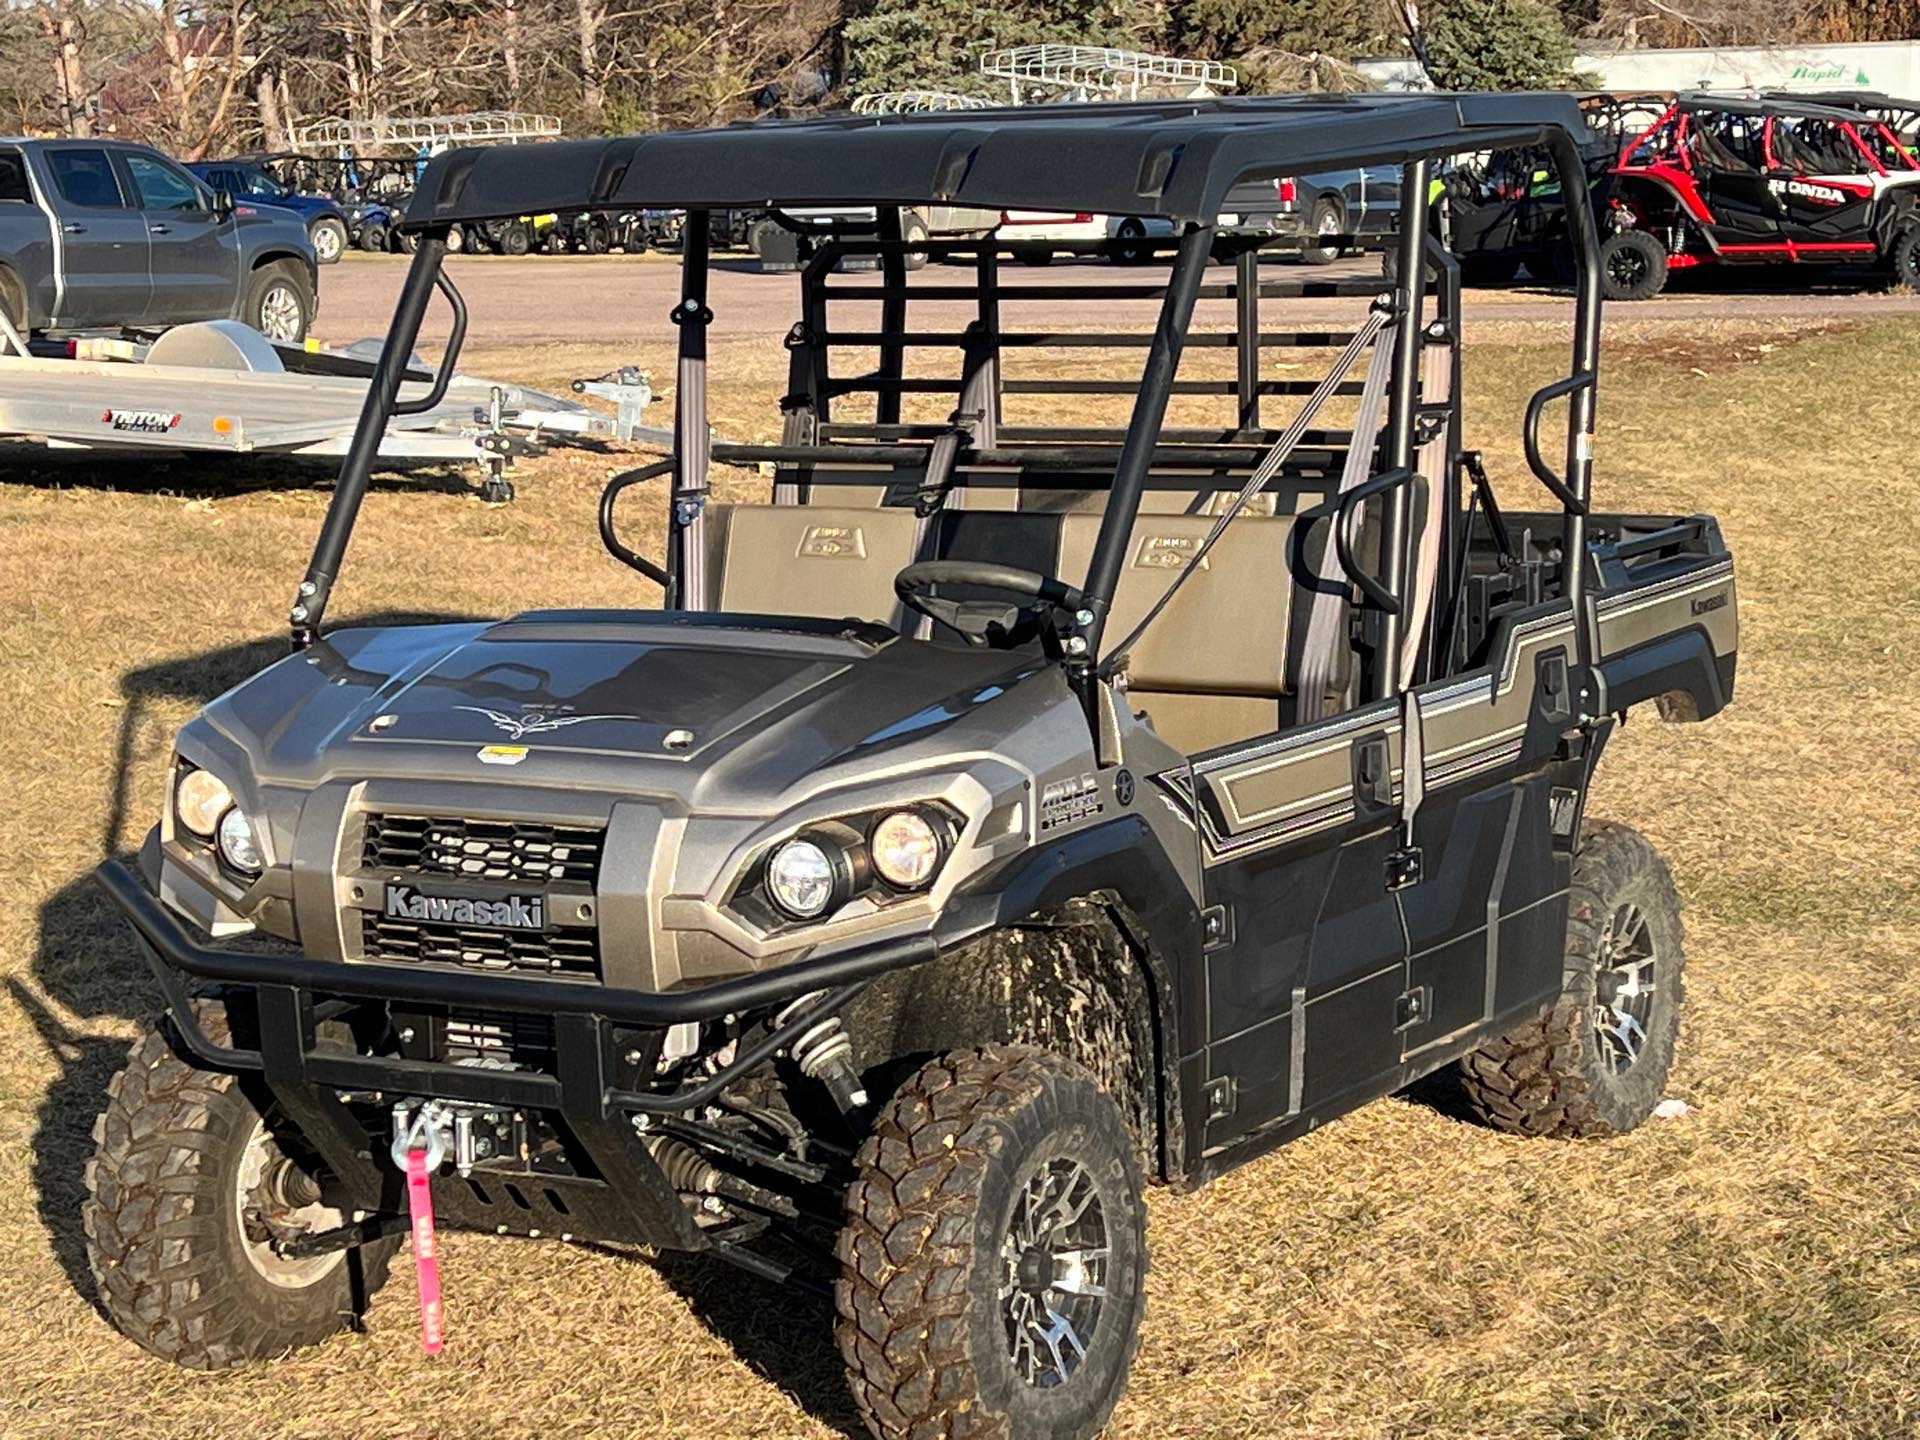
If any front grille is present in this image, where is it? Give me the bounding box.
[362,813,603,886]
[362,913,600,977]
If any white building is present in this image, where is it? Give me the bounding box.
[1358,38,1920,97]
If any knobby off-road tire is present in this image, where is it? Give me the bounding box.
[835,1047,1147,1440]
[1599,229,1669,301]
[85,1004,398,1368]
[1891,223,1920,291]
[1457,821,1685,1138]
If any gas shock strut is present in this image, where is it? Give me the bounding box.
[775,992,868,1112]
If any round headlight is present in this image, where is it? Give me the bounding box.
[870,810,942,889]
[766,838,838,920]
[217,806,264,875]
[175,768,234,837]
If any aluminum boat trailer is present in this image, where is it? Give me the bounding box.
[0,316,668,501]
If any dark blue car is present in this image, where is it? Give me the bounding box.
[187,159,352,264]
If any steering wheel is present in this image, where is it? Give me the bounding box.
[894,561,1084,647]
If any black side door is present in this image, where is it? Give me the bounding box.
[1692,117,1783,241]
[117,149,241,324]
[37,145,149,328]
[1184,697,1412,1148]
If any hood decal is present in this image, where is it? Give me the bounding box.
[456,705,647,741]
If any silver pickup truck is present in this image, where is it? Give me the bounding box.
[0,138,317,343]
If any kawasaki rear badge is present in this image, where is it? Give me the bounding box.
[456,704,644,741]
[385,885,543,930]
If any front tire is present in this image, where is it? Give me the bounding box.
[1599,229,1669,301]
[357,219,389,253]
[836,1047,1147,1440]
[85,1007,398,1368]
[499,221,532,257]
[308,216,347,265]
[243,261,313,343]
[1456,821,1685,1138]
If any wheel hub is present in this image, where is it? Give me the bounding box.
[998,1157,1109,1389]
[235,1118,349,1287]
[1593,901,1658,1074]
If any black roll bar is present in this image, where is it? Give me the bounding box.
[1080,222,1214,661]
[1540,123,1604,719]
[289,232,457,648]
[1372,156,1432,701]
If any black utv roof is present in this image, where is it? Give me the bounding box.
[401,92,1589,229]
[1675,91,1880,121]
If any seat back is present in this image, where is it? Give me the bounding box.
[707,503,923,626]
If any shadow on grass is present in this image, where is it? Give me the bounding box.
[652,1252,865,1437]
[0,443,477,500]
[23,616,474,1309]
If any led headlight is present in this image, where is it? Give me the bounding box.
[175,768,234,837]
[216,805,264,875]
[766,837,839,919]
[870,810,942,890]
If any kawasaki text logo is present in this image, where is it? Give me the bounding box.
[384,885,543,929]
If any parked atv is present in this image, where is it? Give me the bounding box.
[89,95,1739,1440]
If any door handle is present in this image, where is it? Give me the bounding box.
[148,223,171,235]
[62,222,86,235]
[1351,733,1393,813]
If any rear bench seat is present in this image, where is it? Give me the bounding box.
[704,496,1349,755]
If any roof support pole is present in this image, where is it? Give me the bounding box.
[1371,158,1430,702]
[1544,125,1602,720]
[289,232,447,648]
[876,207,906,426]
[669,209,712,611]
[1081,221,1212,658]
[1234,247,1261,431]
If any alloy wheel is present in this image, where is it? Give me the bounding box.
[999,1156,1110,1389]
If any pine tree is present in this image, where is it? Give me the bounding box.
[1421,0,1576,90]
[843,0,1171,99]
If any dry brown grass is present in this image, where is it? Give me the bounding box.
[1,305,1917,1440]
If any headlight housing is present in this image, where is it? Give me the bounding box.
[869,810,943,890]
[766,837,842,919]
[174,768,233,837]
[217,806,264,875]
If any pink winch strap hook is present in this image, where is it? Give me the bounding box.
[405,1146,445,1355]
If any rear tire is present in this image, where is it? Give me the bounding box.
[1890,223,1920,290]
[1300,198,1342,265]
[308,216,346,265]
[242,261,313,344]
[499,221,532,257]
[1015,245,1053,267]
[836,1046,1147,1440]
[1456,821,1685,1138]
[85,1005,398,1368]
[1108,217,1150,266]
[1599,229,1668,301]
[357,220,388,253]
[901,213,931,271]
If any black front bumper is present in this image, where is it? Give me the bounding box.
[96,857,938,1249]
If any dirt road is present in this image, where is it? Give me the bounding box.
[316,251,1920,354]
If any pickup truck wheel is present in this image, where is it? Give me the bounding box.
[901,213,931,271]
[244,262,313,344]
[836,1046,1146,1440]
[1108,218,1151,265]
[308,216,346,265]
[84,1004,398,1368]
[1599,230,1669,301]
[1300,198,1343,265]
[0,266,25,347]
[1456,822,1685,1138]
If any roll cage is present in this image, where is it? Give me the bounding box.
[290,93,1609,724]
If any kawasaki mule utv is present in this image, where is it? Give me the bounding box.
[88,94,1738,1440]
